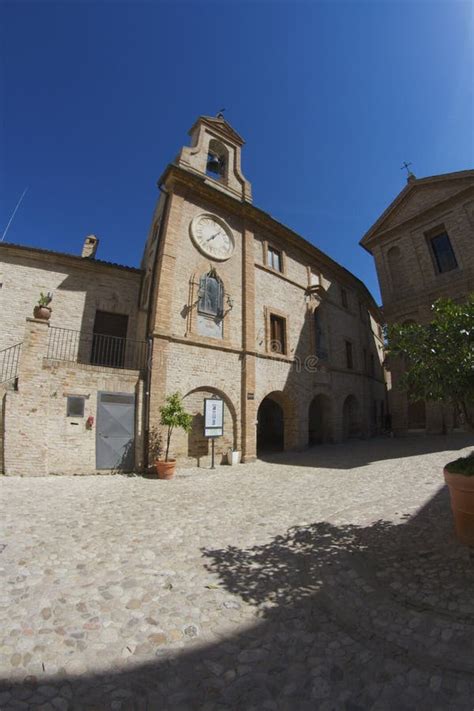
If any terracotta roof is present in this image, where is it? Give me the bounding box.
[0,242,142,274]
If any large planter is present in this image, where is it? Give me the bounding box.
[444,468,474,546]
[155,459,176,480]
[33,305,52,321]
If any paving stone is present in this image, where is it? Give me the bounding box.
[0,436,473,709]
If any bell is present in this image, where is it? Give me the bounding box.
[206,152,221,175]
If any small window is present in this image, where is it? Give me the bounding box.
[341,288,348,309]
[345,341,353,369]
[267,245,282,272]
[67,396,85,417]
[198,272,224,317]
[430,232,458,273]
[270,314,286,354]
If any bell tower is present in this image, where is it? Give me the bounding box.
[175,114,252,203]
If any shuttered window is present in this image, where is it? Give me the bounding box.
[198,274,224,317]
[270,315,286,354]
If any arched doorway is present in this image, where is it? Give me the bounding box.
[342,395,361,439]
[308,394,333,445]
[182,387,238,466]
[257,396,284,453]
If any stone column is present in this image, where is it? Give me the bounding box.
[4,318,51,476]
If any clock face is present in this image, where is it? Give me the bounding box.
[190,214,235,261]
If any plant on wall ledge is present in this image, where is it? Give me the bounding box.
[33,292,53,321]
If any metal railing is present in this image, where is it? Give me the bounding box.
[0,343,22,384]
[47,327,148,371]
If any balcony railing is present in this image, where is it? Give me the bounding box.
[0,343,22,384]
[47,327,148,371]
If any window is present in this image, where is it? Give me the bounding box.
[198,271,224,318]
[91,311,128,368]
[267,245,282,272]
[345,340,353,369]
[270,314,286,354]
[67,396,85,418]
[314,308,328,360]
[430,232,458,273]
[341,287,348,309]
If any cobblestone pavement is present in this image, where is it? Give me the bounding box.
[1,434,474,710]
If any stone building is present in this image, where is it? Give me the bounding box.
[0,115,386,475]
[360,169,474,434]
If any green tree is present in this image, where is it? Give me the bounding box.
[159,392,193,461]
[387,295,474,429]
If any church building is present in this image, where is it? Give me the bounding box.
[0,115,386,475]
[361,168,474,434]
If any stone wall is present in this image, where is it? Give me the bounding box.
[363,175,474,433]
[3,319,144,476]
[0,246,143,351]
[146,168,386,467]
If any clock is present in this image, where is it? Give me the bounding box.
[190,213,235,261]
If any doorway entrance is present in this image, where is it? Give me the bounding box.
[96,392,135,470]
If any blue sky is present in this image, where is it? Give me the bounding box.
[1,0,473,303]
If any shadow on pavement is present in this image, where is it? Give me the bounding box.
[257,433,474,469]
[2,485,474,709]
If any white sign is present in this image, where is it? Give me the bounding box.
[204,398,224,437]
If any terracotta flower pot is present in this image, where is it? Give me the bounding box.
[33,305,52,321]
[155,459,177,480]
[444,468,474,546]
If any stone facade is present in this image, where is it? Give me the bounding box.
[0,115,386,475]
[0,243,145,475]
[146,116,386,466]
[360,170,474,433]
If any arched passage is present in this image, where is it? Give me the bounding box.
[342,395,361,439]
[308,394,333,445]
[257,395,284,453]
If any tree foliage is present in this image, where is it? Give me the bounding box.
[159,392,193,462]
[387,295,474,428]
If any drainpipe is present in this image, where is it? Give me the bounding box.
[143,183,170,469]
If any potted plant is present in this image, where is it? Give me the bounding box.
[33,292,53,320]
[154,393,192,479]
[444,453,474,545]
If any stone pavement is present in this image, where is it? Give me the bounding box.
[1,434,474,710]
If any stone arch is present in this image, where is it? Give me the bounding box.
[206,139,228,181]
[257,390,297,454]
[180,386,238,466]
[342,394,361,439]
[308,393,333,445]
